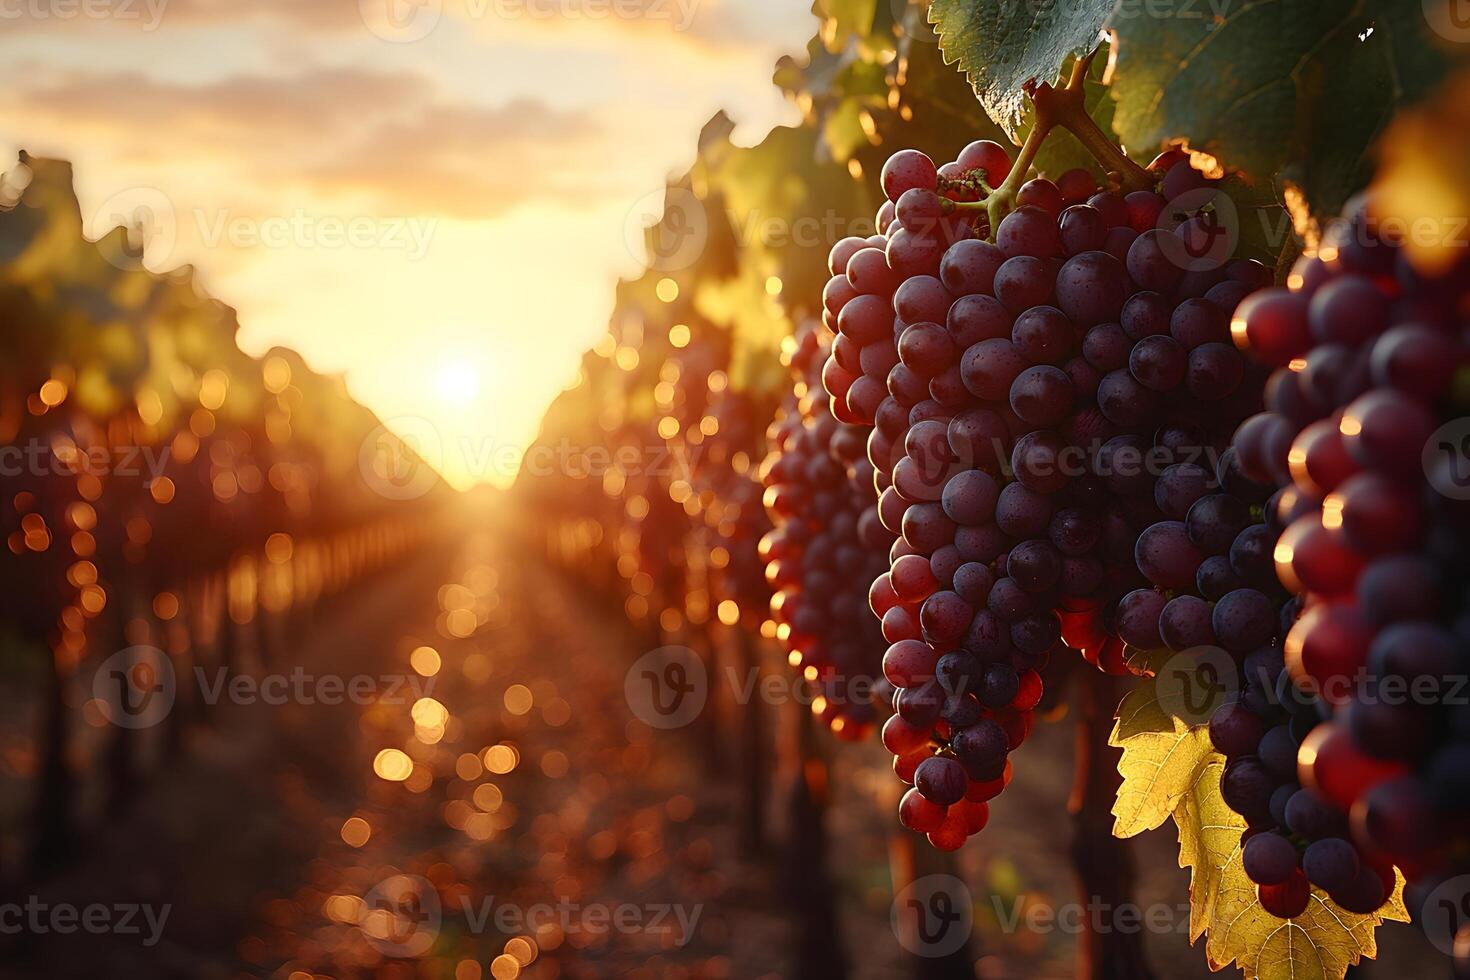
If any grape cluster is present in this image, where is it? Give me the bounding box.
[820,138,1271,848]
[1115,446,1281,659]
[1116,445,1394,917]
[695,389,774,621]
[1211,647,1395,918]
[760,324,895,740]
[1229,195,1470,905]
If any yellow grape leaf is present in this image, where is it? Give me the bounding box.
[1110,670,1176,742]
[1109,680,1214,837]
[1172,755,1244,941]
[1114,705,1411,980]
[1185,760,1410,979]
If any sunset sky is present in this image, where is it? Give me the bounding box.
[0,0,816,487]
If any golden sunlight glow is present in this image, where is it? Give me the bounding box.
[484,744,520,774]
[412,697,450,728]
[504,685,534,716]
[373,748,414,782]
[410,645,442,677]
[1322,494,1344,530]
[340,817,372,847]
[7,1,811,492]
[718,600,741,626]
[437,359,482,405]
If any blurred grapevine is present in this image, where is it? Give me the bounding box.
[517,2,1470,979]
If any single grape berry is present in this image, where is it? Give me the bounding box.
[1243,831,1299,886]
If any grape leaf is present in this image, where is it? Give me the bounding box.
[824,99,876,161]
[1113,705,1411,980]
[1110,664,1176,740]
[1108,0,1463,221]
[1109,680,1214,836]
[1172,756,1243,941]
[1176,756,1411,979]
[927,0,1114,138]
[817,0,880,49]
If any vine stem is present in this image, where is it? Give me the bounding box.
[950,115,1054,237]
[951,50,1154,239]
[1040,53,1156,194]
[1071,672,1156,980]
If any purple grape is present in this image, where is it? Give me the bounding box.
[1212,588,1275,653]
[996,205,1062,259]
[1160,595,1216,651]
[1011,305,1074,365]
[1055,250,1127,326]
[1154,462,1213,519]
[994,255,1054,313]
[1009,365,1075,427]
[1243,831,1299,886]
[1129,335,1187,391]
[1116,588,1166,648]
[1135,521,1205,590]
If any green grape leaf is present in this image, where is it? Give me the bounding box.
[824,99,876,161]
[817,0,880,49]
[1108,0,1463,221]
[928,0,1114,137]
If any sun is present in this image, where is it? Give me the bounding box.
[436,360,481,405]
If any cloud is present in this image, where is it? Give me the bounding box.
[302,98,603,217]
[0,0,813,56]
[8,67,603,218]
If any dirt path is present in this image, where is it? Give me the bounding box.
[0,525,791,979]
